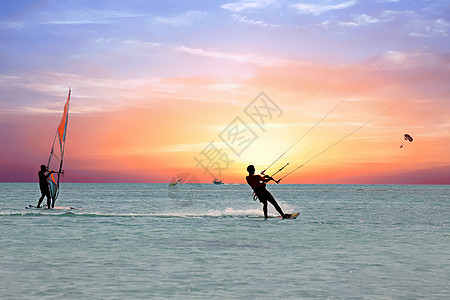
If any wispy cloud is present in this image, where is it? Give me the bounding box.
[0,9,148,30]
[120,39,164,51]
[221,0,277,12]
[42,10,147,25]
[410,18,449,38]
[230,14,281,27]
[291,0,358,16]
[337,14,380,26]
[375,0,400,3]
[381,51,450,69]
[0,21,26,30]
[153,10,207,26]
[174,45,286,66]
[2,8,206,29]
[0,72,165,114]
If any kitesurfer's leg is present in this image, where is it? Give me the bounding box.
[267,193,286,218]
[261,199,269,218]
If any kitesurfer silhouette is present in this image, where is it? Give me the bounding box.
[246,165,290,219]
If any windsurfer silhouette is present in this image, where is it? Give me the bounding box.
[37,165,54,208]
[246,165,289,219]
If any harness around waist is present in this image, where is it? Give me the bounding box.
[253,187,270,200]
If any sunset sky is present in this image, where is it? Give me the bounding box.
[1,0,449,184]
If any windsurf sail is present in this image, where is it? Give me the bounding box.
[47,88,71,203]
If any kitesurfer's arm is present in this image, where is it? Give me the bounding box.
[261,175,271,182]
[262,175,280,184]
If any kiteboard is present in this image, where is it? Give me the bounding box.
[286,212,299,219]
[26,205,76,210]
[274,212,299,219]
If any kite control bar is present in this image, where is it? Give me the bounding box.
[261,162,289,184]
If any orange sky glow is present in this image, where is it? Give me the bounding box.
[1,1,449,184]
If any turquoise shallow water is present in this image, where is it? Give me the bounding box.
[0,183,448,299]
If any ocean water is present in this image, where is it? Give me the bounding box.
[0,183,448,299]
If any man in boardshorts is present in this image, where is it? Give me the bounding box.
[246,165,289,219]
[37,165,54,208]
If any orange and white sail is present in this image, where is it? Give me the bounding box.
[47,88,71,202]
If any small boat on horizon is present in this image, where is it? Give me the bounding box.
[169,179,182,186]
[213,179,224,185]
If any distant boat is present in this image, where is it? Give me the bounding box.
[169,179,182,186]
[213,179,224,185]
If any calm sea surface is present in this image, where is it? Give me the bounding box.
[0,183,448,299]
